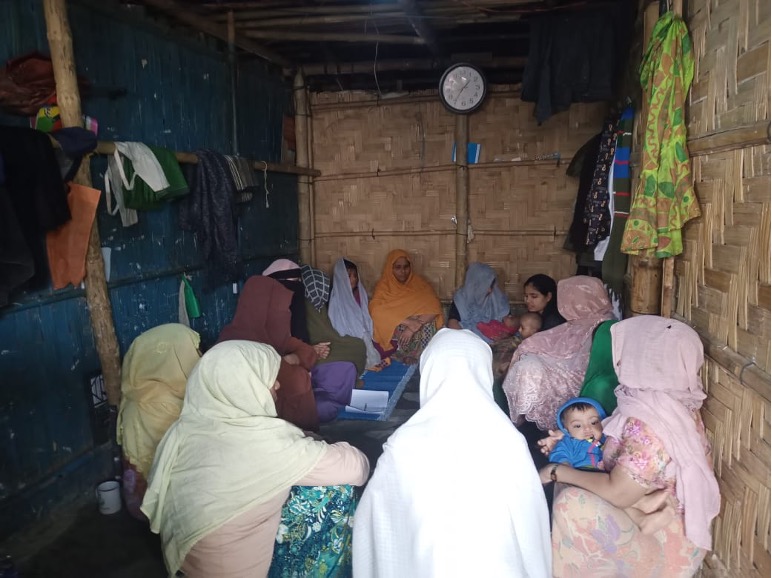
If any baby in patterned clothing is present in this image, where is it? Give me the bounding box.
[545,397,676,535]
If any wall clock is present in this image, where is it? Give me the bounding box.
[439,63,487,114]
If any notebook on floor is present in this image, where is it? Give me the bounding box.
[337,360,417,422]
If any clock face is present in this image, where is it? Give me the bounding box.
[439,64,487,114]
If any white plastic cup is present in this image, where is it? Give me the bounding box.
[95,480,122,515]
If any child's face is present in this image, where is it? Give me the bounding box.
[519,317,541,338]
[564,407,603,441]
[347,268,359,290]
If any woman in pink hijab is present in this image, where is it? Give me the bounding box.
[502,275,614,430]
[539,316,719,577]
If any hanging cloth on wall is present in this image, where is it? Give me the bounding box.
[602,105,634,294]
[224,155,256,204]
[583,117,617,247]
[622,12,699,257]
[0,125,69,292]
[0,154,34,307]
[178,150,241,290]
[45,183,100,290]
[122,146,189,211]
[564,134,602,253]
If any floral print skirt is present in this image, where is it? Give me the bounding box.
[551,485,705,578]
[269,485,358,578]
[391,317,437,366]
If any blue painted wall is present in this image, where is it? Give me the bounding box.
[0,0,298,538]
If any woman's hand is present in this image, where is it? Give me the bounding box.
[539,463,560,485]
[398,327,415,347]
[404,317,424,332]
[283,353,301,366]
[537,429,565,456]
[313,342,331,359]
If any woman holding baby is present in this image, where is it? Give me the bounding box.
[538,316,719,577]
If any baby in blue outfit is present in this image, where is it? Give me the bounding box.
[546,396,676,535]
[549,397,606,470]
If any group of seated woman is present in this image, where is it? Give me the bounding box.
[116,250,720,577]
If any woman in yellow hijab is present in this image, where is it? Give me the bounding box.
[117,323,201,520]
[369,249,444,365]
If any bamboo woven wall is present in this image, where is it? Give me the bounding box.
[676,0,770,574]
[310,87,607,299]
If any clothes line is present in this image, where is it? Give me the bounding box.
[47,135,321,177]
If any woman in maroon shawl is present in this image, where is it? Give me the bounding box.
[217,275,319,431]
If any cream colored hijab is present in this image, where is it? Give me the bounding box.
[141,340,326,576]
[117,324,201,476]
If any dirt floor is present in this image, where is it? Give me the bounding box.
[7,371,550,577]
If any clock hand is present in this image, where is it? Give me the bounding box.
[453,78,472,104]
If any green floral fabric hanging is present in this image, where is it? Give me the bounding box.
[622,11,700,258]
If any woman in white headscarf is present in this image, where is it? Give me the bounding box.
[353,329,551,578]
[141,340,369,578]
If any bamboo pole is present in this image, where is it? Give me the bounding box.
[313,228,565,238]
[43,0,122,406]
[628,0,662,317]
[398,0,441,56]
[294,71,313,264]
[660,0,684,319]
[245,30,425,45]
[688,121,770,156]
[298,57,526,78]
[455,114,469,287]
[310,88,522,112]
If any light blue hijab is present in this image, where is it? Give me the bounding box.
[452,262,510,342]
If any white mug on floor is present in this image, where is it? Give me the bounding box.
[95,480,121,515]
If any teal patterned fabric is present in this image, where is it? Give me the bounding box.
[268,485,357,578]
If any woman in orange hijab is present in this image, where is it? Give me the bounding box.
[369,249,444,365]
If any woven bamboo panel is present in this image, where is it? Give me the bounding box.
[313,171,455,235]
[471,98,607,161]
[680,0,771,574]
[697,357,771,578]
[314,235,456,299]
[311,100,455,174]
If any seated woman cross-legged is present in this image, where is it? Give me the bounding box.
[537,316,720,578]
[368,249,444,365]
[141,341,370,578]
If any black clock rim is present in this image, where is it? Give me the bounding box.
[438,62,487,115]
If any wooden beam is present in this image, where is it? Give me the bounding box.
[310,88,522,111]
[233,13,404,28]
[137,0,292,67]
[297,56,527,77]
[688,121,771,156]
[43,0,123,406]
[398,0,441,56]
[244,30,426,44]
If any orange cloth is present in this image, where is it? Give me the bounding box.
[368,249,444,349]
[45,183,100,289]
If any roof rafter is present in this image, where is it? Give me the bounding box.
[398,0,441,56]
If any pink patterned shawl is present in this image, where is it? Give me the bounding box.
[603,316,719,551]
[503,276,613,429]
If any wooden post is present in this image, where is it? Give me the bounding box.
[454,114,469,287]
[627,0,662,318]
[660,0,684,319]
[294,71,313,264]
[43,0,122,405]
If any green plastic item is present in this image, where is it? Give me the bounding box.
[182,277,201,318]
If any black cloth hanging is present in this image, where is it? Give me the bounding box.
[178,150,241,291]
[0,125,69,297]
[521,6,632,124]
[565,134,602,253]
[267,269,311,344]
